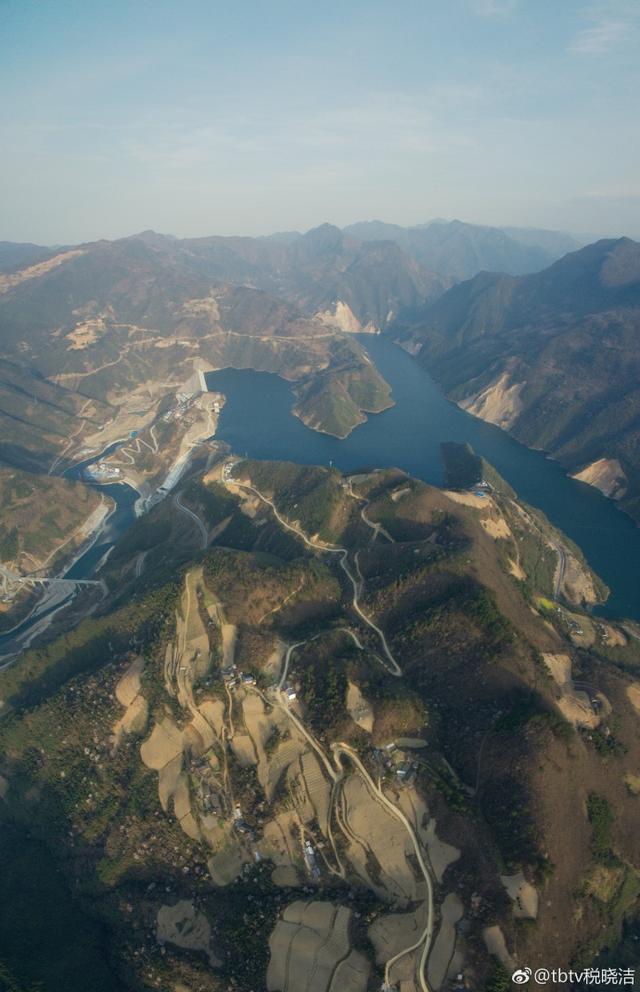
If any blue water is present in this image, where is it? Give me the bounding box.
[206,336,640,621]
[0,465,139,658]
[65,482,139,580]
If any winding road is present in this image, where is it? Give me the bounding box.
[213,463,445,989]
[224,471,402,676]
[332,743,435,992]
[551,538,567,600]
[253,676,436,991]
[174,492,208,549]
[344,476,395,545]
[221,463,438,990]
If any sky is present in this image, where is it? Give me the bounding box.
[1,0,639,244]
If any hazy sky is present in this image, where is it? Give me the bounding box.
[1,0,639,243]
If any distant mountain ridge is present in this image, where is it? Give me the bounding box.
[344,218,583,279]
[0,224,432,468]
[0,222,447,337]
[4,222,637,509]
[179,221,450,330]
[397,237,640,521]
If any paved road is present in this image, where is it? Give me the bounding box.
[551,538,567,600]
[345,477,395,544]
[174,492,208,549]
[226,475,402,676]
[226,465,437,988]
[278,637,313,690]
[332,743,435,992]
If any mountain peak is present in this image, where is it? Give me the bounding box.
[125,229,176,248]
[301,223,344,253]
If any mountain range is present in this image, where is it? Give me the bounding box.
[0,217,573,479]
[2,220,639,523]
[2,218,640,991]
[397,237,640,521]
[343,218,582,279]
[0,227,416,471]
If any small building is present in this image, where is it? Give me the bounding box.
[304,841,320,879]
[396,761,417,786]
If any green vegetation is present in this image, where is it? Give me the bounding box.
[587,792,616,863]
[482,773,546,876]
[0,582,179,708]
[299,654,348,733]
[396,578,513,665]
[110,510,169,559]
[293,343,392,439]
[494,691,573,742]
[242,459,351,543]
[466,586,514,654]
[441,441,482,489]
[480,458,516,498]
[582,727,627,757]
[201,862,288,988]
[431,765,471,815]
[0,465,103,569]
[0,525,19,560]
[485,958,512,992]
[0,817,124,992]
[203,546,339,630]
[184,478,236,526]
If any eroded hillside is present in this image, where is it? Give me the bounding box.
[2,457,640,991]
[398,238,640,523]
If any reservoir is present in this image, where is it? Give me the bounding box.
[206,335,640,622]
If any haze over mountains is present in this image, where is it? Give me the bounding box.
[1,218,640,522]
[343,218,583,279]
[3,216,640,989]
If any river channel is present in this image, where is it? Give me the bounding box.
[206,336,640,622]
[2,335,639,663]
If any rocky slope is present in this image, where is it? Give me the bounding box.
[344,219,581,279]
[184,222,450,329]
[1,455,639,990]
[396,238,640,522]
[0,229,406,458]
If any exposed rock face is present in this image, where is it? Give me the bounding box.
[316,300,366,333]
[0,248,87,294]
[404,237,640,520]
[459,372,524,430]
[500,871,539,919]
[572,458,628,499]
[112,656,148,750]
[345,680,374,732]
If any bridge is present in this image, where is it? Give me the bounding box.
[0,564,103,595]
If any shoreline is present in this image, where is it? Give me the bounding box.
[448,393,639,530]
[292,395,396,440]
[394,338,639,530]
[204,359,395,441]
